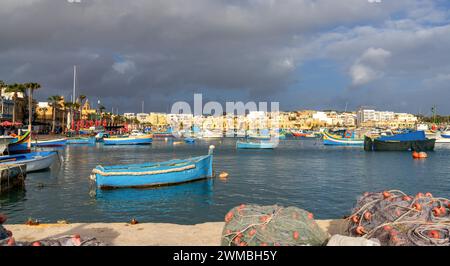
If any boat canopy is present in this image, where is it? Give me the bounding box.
[378,130,426,141]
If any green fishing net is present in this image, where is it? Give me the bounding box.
[221,204,328,246]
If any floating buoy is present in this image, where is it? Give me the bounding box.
[412,151,428,159]
[219,171,229,179]
[25,218,40,226]
[0,213,7,224]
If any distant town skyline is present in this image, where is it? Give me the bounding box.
[2,0,450,114]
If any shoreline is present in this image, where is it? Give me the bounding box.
[5,219,347,246]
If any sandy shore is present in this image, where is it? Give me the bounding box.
[5,220,347,246]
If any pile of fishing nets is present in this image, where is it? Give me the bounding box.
[346,190,450,246]
[221,204,328,246]
[0,213,107,246]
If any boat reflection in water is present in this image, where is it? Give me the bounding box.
[92,179,215,221]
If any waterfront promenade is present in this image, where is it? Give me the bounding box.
[6,220,345,246]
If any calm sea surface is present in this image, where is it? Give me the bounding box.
[1,138,450,224]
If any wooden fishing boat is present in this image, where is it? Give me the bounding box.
[322,130,364,146]
[364,131,436,151]
[66,137,96,145]
[103,135,153,145]
[32,138,67,147]
[91,145,215,189]
[5,131,31,154]
[0,151,57,172]
[236,140,275,149]
[184,137,196,143]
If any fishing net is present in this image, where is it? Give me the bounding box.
[221,204,328,246]
[346,190,450,246]
[0,235,107,246]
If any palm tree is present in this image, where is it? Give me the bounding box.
[78,94,86,120]
[48,95,63,133]
[41,107,48,123]
[5,83,26,124]
[24,82,41,138]
[98,104,106,114]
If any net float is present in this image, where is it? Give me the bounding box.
[225,211,234,222]
[355,226,366,235]
[364,212,372,221]
[428,230,441,239]
[413,203,422,211]
[383,225,392,232]
[293,231,299,240]
[425,192,433,197]
[402,196,412,201]
[307,212,314,220]
[32,241,42,246]
[383,191,391,199]
[130,218,139,225]
[432,207,441,217]
[351,215,359,223]
[438,206,447,215]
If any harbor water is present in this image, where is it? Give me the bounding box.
[1,138,450,224]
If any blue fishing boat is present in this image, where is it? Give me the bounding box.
[184,137,196,143]
[67,137,96,145]
[90,145,215,189]
[5,131,31,154]
[32,138,67,147]
[236,140,276,149]
[0,151,57,172]
[103,135,153,145]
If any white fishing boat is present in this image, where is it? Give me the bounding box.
[0,151,57,172]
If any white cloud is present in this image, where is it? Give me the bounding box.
[112,60,136,74]
[349,48,391,86]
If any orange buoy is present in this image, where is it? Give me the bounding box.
[225,211,234,222]
[364,212,372,221]
[130,218,139,225]
[425,192,433,197]
[219,172,229,179]
[382,191,392,199]
[402,196,412,201]
[413,151,428,159]
[351,215,359,223]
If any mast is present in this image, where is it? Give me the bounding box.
[73,65,76,104]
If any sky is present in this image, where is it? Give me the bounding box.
[1,0,450,115]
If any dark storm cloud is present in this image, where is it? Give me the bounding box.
[1,0,449,112]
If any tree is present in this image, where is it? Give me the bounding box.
[0,80,5,99]
[78,94,86,120]
[5,83,26,124]
[23,82,41,140]
[48,95,63,133]
[41,107,48,123]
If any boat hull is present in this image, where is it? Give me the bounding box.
[92,153,213,189]
[67,137,96,145]
[103,136,153,145]
[32,139,67,147]
[236,141,275,149]
[364,136,436,151]
[0,151,57,172]
[322,132,364,146]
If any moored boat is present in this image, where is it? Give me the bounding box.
[91,145,215,189]
[0,151,57,172]
[322,130,364,146]
[32,138,67,147]
[0,136,15,154]
[236,140,276,149]
[364,130,436,151]
[184,137,196,143]
[66,137,96,145]
[103,135,153,145]
[5,131,31,154]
